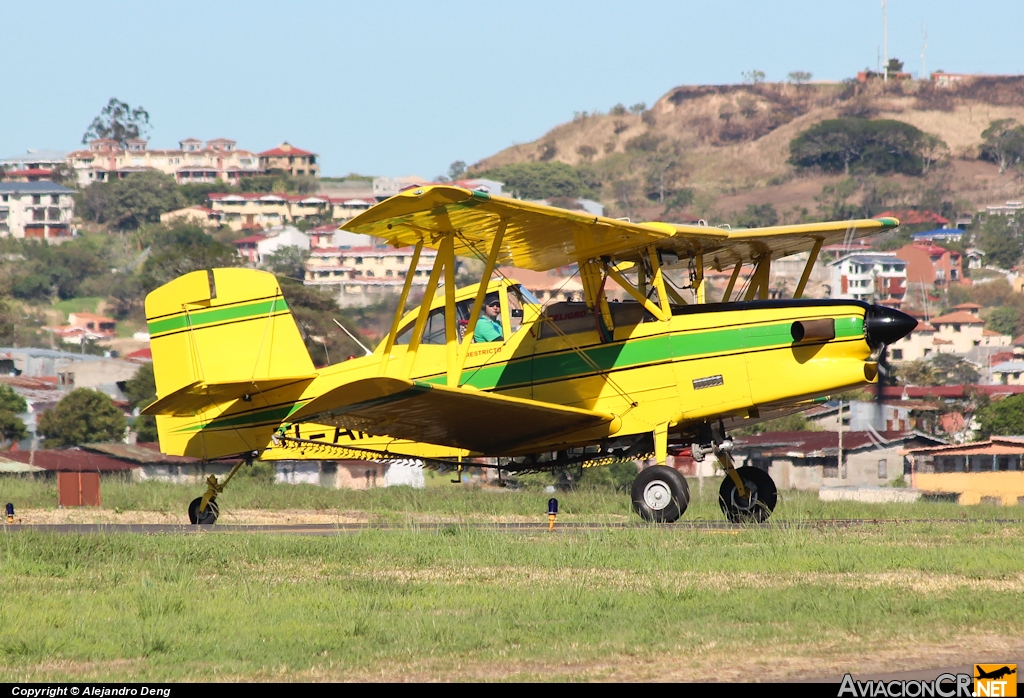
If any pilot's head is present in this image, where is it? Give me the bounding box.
[484,294,501,319]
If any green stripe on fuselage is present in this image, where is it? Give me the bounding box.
[148,298,290,336]
[446,316,864,390]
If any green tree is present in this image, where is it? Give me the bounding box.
[122,363,158,442]
[979,119,1024,174]
[735,411,818,435]
[263,245,310,282]
[735,203,780,228]
[0,384,28,446]
[742,70,766,84]
[986,305,1024,338]
[976,393,1024,438]
[82,98,150,146]
[975,215,1024,269]
[38,389,127,447]
[80,171,186,230]
[0,384,28,414]
[929,354,980,385]
[788,71,812,84]
[476,162,599,200]
[139,224,241,291]
[662,189,695,217]
[447,161,467,180]
[895,359,939,386]
[790,118,942,176]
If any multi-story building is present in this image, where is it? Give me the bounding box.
[828,253,907,304]
[232,226,310,264]
[0,181,75,239]
[304,246,450,307]
[207,192,372,231]
[896,242,963,289]
[66,138,263,187]
[0,149,67,178]
[890,304,1011,360]
[258,143,319,177]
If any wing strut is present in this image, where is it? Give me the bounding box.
[379,239,423,376]
[794,238,824,299]
[455,219,508,385]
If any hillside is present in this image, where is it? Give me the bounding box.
[471,77,1024,224]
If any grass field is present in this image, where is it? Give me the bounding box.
[1,477,1023,681]
[1,521,1022,682]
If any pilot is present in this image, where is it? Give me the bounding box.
[473,294,504,343]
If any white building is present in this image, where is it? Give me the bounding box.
[67,138,263,187]
[0,181,75,239]
[828,253,907,304]
[1,149,68,174]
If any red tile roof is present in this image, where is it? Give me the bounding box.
[929,311,984,325]
[259,144,314,157]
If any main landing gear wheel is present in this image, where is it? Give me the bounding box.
[718,466,777,523]
[188,497,219,525]
[631,465,690,523]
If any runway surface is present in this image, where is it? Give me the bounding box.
[3,519,1022,535]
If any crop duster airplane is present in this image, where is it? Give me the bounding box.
[143,185,916,525]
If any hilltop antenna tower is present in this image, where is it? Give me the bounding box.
[882,0,889,82]
[921,24,927,79]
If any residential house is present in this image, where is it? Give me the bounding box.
[45,312,118,345]
[0,181,75,239]
[984,201,1023,218]
[732,430,944,490]
[160,205,221,228]
[207,192,372,231]
[371,176,504,200]
[303,246,457,307]
[891,304,1010,360]
[903,436,1024,505]
[876,209,950,227]
[232,225,310,264]
[1,149,68,173]
[827,253,907,304]
[258,142,319,177]
[911,228,963,243]
[896,242,963,288]
[991,361,1024,386]
[307,224,373,249]
[66,138,263,187]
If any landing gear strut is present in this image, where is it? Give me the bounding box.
[718,466,777,523]
[187,452,257,525]
[692,422,778,524]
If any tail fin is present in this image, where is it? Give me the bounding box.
[145,268,315,400]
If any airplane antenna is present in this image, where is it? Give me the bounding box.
[333,318,372,356]
[921,24,927,79]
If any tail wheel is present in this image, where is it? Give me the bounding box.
[718,466,777,523]
[188,497,219,525]
[631,465,690,523]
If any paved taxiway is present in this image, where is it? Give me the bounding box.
[3,519,1021,535]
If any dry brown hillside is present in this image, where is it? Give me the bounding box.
[471,77,1024,223]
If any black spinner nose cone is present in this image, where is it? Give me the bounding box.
[865,305,918,348]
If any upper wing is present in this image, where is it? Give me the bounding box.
[341,185,899,271]
[288,376,616,455]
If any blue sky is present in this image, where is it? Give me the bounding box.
[2,0,1021,178]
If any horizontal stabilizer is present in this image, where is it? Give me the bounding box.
[289,377,615,455]
[142,376,315,417]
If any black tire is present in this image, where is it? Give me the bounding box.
[718,466,777,523]
[188,497,219,525]
[631,465,690,523]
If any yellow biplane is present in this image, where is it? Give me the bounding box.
[143,185,915,524]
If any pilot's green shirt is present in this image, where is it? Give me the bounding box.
[473,316,503,343]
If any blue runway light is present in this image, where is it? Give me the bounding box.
[547,498,558,515]
[5,503,13,524]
